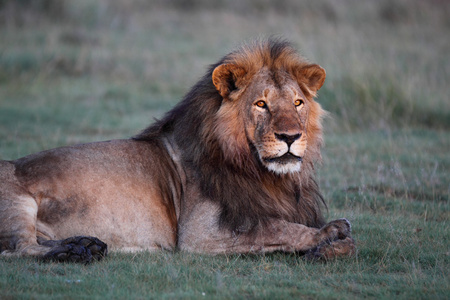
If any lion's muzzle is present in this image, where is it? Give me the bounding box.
[259,131,306,174]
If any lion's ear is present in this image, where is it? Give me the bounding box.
[212,64,247,98]
[296,64,326,98]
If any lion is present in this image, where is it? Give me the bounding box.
[0,39,355,263]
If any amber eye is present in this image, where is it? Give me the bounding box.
[294,99,304,107]
[255,100,267,108]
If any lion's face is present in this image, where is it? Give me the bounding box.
[212,62,325,175]
[242,69,308,174]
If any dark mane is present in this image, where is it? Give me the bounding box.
[134,39,326,232]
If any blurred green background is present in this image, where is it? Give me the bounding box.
[0,1,449,299]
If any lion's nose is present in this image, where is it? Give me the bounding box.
[275,133,301,146]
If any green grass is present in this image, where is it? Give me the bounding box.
[0,0,449,299]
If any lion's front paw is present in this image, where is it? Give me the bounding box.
[318,218,352,243]
[42,236,107,264]
[305,236,356,260]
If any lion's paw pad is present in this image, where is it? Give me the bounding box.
[43,236,107,263]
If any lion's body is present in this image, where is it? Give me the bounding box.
[0,40,355,262]
[0,140,178,254]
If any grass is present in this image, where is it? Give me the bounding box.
[0,0,449,299]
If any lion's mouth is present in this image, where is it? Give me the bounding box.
[263,153,303,164]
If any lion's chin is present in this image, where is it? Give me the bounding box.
[263,153,303,175]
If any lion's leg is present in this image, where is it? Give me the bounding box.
[0,192,50,257]
[0,186,107,263]
[178,202,354,258]
[0,161,42,256]
[240,218,354,257]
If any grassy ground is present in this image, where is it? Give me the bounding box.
[0,1,449,299]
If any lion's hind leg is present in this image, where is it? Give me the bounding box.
[0,161,47,258]
[0,191,107,263]
[0,191,45,254]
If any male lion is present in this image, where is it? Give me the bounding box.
[0,39,355,263]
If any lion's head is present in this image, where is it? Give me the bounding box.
[210,40,326,175]
[136,39,327,231]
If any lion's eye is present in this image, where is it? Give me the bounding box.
[255,100,267,108]
[294,99,304,107]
